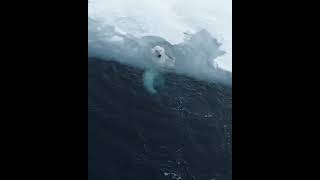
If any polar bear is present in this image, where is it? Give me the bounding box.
[142,45,176,94]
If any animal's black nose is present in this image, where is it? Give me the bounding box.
[158,54,161,58]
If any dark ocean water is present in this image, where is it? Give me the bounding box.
[88,58,232,180]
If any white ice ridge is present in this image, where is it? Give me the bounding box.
[89,18,231,87]
[89,0,232,71]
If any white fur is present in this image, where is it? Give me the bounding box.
[151,46,175,69]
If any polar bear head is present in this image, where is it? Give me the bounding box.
[151,46,165,58]
[151,46,166,65]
